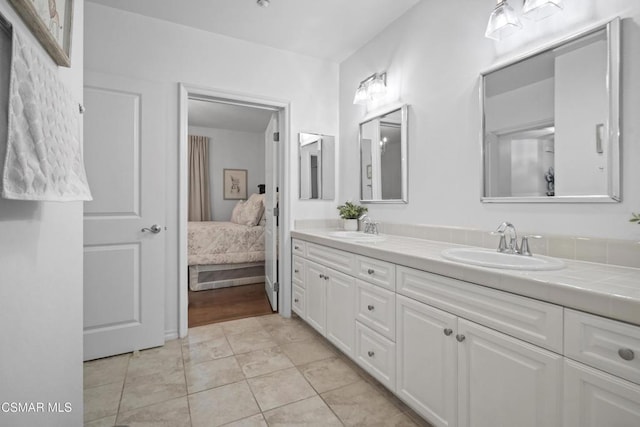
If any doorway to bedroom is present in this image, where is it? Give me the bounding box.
[179,88,286,329]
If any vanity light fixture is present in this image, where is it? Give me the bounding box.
[485,0,564,41]
[353,72,387,105]
[522,0,563,20]
[485,0,522,41]
[257,0,270,7]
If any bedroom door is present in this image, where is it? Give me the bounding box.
[82,71,166,361]
[264,112,279,311]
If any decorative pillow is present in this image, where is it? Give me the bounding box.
[230,200,245,224]
[231,193,265,226]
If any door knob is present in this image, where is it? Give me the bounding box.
[141,224,162,233]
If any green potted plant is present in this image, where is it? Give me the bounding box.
[631,213,640,225]
[337,201,368,231]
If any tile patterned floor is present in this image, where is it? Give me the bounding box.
[84,314,433,426]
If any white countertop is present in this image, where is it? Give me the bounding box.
[291,229,640,326]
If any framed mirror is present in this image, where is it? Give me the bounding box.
[298,132,335,200]
[360,104,408,203]
[481,18,620,203]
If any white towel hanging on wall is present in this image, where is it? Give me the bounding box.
[2,29,92,201]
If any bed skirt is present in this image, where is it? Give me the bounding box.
[189,262,265,292]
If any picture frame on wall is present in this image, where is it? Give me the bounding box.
[223,169,248,200]
[8,0,73,67]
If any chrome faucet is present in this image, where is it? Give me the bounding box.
[492,222,542,256]
[359,214,379,235]
[493,222,519,254]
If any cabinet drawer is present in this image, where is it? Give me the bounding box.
[292,255,305,286]
[565,309,640,385]
[355,255,396,291]
[292,239,306,257]
[355,321,396,392]
[397,266,563,353]
[292,284,305,318]
[356,280,395,341]
[306,242,355,275]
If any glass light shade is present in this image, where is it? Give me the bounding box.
[367,75,387,99]
[485,1,522,41]
[522,0,563,21]
[353,84,368,105]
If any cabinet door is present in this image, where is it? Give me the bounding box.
[564,359,640,427]
[396,295,457,427]
[457,319,563,427]
[326,269,356,356]
[304,260,326,336]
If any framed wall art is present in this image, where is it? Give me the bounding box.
[223,169,248,200]
[9,0,73,67]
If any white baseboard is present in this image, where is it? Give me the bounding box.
[165,330,179,341]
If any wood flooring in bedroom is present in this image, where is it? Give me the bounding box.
[188,283,275,328]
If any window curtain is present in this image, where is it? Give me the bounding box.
[188,135,212,221]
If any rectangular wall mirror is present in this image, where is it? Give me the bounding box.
[299,132,335,200]
[481,18,620,203]
[360,104,408,203]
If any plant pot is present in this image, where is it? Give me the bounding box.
[343,219,358,231]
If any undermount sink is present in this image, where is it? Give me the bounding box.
[328,231,387,242]
[441,247,565,271]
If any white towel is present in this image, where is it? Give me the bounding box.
[2,30,91,201]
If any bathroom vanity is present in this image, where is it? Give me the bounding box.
[291,230,640,427]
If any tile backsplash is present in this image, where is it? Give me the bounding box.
[294,219,640,269]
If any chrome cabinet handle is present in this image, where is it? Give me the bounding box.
[141,224,162,233]
[367,305,375,311]
[595,123,604,154]
[443,328,453,336]
[367,268,375,275]
[456,334,466,342]
[367,351,375,357]
[619,348,635,361]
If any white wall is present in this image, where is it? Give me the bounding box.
[189,126,266,220]
[339,0,640,241]
[0,0,84,425]
[85,2,339,335]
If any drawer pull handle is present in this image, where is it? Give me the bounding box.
[443,328,453,336]
[367,268,375,275]
[367,305,375,311]
[367,351,375,357]
[456,334,466,342]
[619,348,635,361]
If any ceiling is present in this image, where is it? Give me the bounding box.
[87,0,421,62]
[188,99,274,133]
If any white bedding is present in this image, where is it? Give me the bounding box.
[188,221,265,266]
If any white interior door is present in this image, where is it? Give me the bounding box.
[264,112,279,311]
[83,71,166,361]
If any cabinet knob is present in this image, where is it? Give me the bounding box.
[456,334,466,342]
[619,348,635,361]
[367,351,375,357]
[294,245,299,250]
[294,298,299,303]
[367,268,375,275]
[367,305,375,311]
[294,269,299,273]
[324,275,329,280]
[319,274,325,279]
[443,328,453,336]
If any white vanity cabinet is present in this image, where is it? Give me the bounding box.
[291,235,640,427]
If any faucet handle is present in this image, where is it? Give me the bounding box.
[520,235,542,256]
[490,230,508,253]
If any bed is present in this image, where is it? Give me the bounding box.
[188,221,265,291]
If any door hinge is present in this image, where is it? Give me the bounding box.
[273,132,280,142]
[273,206,279,217]
[273,282,279,292]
